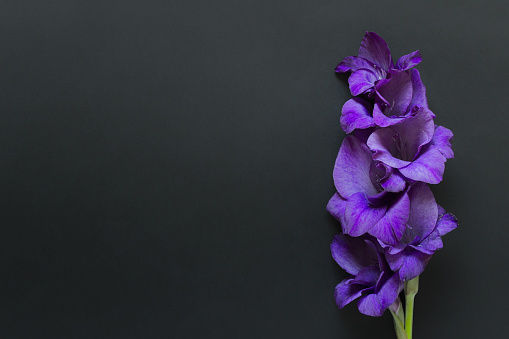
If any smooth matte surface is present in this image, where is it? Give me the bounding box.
[0,0,507,338]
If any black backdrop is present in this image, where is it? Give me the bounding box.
[1,1,507,338]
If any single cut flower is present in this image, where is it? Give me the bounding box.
[327,133,410,245]
[378,183,458,281]
[367,108,454,184]
[331,233,403,317]
[329,31,457,338]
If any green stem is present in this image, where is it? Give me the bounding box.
[404,276,419,339]
[390,309,408,339]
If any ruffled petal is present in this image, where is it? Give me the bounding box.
[326,192,347,229]
[415,229,443,254]
[348,69,378,96]
[367,127,412,169]
[356,293,384,317]
[357,272,401,317]
[358,32,393,71]
[398,147,446,184]
[409,210,457,254]
[369,108,436,170]
[405,182,438,241]
[344,192,387,236]
[396,50,422,70]
[340,98,375,134]
[374,71,413,117]
[353,266,381,286]
[336,56,374,73]
[368,191,410,245]
[386,249,432,281]
[375,271,403,309]
[431,126,454,159]
[397,107,436,159]
[372,103,409,128]
[333,136,378,198]
[334,278,366,308]
[435,213,458,236]
[407,69,428,110]
[330,233,379,275]
[381,241,407,255]
[380,169,406,192]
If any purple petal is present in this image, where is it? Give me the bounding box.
[334,278,365,308]
[396,50,422,70]
[431,126,454,159]
[382,241,407,255]
[397,123,453,184]
[333,136,378,198]
[387,249,432,281]
[435,213,458,236]
[369,108,436,169]
[330,233,379,275]
[380,169,406,193]
[407,69,428,111]
[367,127,412,169]
[340,98,375,134]
[353,127,376,144]
[368,191,410,245]
[405,182,438,241]
[352,266,381,286]
[358,32,392,71]
[374,71,413,117]
[336,56,374,73]
[326,193,347,229]
[415,229,443,254]
[414,210,457,254]
[357,272,401,317]
[372,103,408,128]
[344,192,387,236]
[356,293,385,317]
[348,69,378,96]
[398,147,446,184]
[397,107,436,155]
[375,271,403,309]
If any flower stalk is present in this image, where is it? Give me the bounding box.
[404,276,419,339]
[328,32,457,338]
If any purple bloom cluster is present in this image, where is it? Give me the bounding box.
[328,32,457,317]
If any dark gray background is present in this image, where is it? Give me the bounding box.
[0,0,506,338]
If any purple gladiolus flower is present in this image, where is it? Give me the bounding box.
[336,32,422,97]
[378,183,458,281]
[367,108,454,184]
[327,134,410,245]
[337,32,428,133]
[372,69,429,128]
[329,32,457,334]
[331,233,403,317]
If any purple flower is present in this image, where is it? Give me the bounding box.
[336,32,422,97]
[372,69,429,128]
[337,32,428,133]
[327,134,410,245]
[367,108,454,184]
[379,183,458,281]
[329,32,457,331]
[331,233,403,317]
